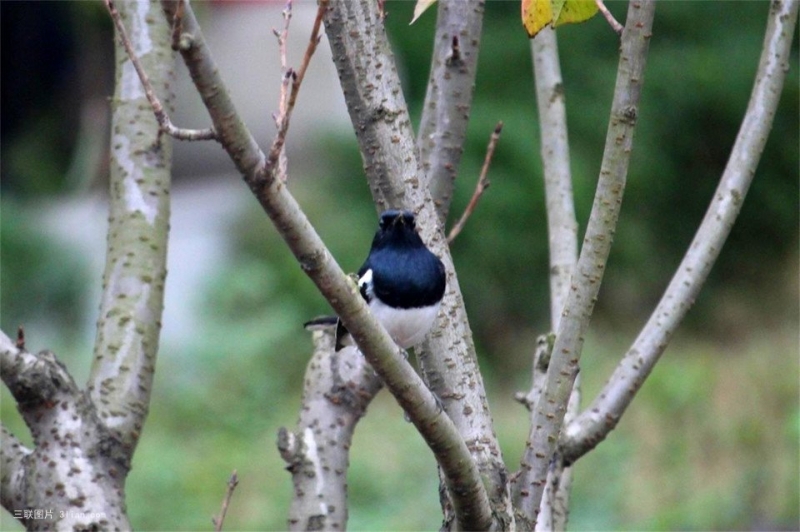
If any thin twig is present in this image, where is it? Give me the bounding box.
[105,0,216,141]
[265,0,327,174]
[447,121,503,244]
[271,1,294,180]
[275,1,292,73]
[595,0,623,35]
[211,470,239,532]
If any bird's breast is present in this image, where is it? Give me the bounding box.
[368,297,441,349]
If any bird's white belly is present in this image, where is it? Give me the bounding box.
[369,298,441,349]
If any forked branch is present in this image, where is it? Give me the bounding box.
[278,324,383,530]
[513,1,656,522]
[520,25,581,530]
[105,0,216,141]
[559,0,799,465]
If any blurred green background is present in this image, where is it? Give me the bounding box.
[1,1,797,530]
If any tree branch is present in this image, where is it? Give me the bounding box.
[446,121,502,244]
[513,1,656,523]
[559,0,799,465]
[156,1,492,528]
[105,0,216,141]
[268,0,325,177]
[532,27,579,329]
[89,0,174,453]
[212,470,239,532]
[278,324,383,530]
[595,0,624,36]
[0,329,131,529]
[530,26,580,531]
[416,0,485,223]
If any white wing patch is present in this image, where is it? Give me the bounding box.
[358,268,374,300]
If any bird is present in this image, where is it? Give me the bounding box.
[334,209,446,351]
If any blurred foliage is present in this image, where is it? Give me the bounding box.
[1,0,798,531]
[0,200,89,343]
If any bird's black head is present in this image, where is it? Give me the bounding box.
[373,210,422,249]
[379,209,416,231]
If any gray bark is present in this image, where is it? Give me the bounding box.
[0,1,174,529]
[416,0,485,223]
[278,324,383,530]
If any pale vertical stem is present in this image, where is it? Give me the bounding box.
[89,0,174,451]
[530,26,580,531]
[532,27,579,328]
[515,1,657,522]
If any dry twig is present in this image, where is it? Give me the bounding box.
[265,0,327,175]
[104,0,216,141]
[447,121,503,244]
[595,0,623,35]
[211,470,239,532]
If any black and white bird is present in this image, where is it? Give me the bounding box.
[335,209,446,351]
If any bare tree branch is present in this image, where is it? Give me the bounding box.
[268,0,325,177]
[447,121,502,244]
[532,28,579,330]
[514,1,656,522]
[560,0,799,465]
[89,0,175,453]
[105,0,216,141]
[156,1,492,528]
[416,0,485,223]
[278,323,383,530]
[595,0,623,36]
[530,26,580,531]
[270,1,294,180]
[0,329,131,529]
[212,470,239,532]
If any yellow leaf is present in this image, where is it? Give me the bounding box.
[523,0,599,37]
[411,0,437,25]
[554,0,599,27]
[521,0,554,38]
